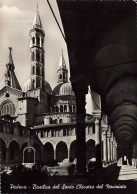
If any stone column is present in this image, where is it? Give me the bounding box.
[110,138,113,162]
[6,147,10,164]
[102,125,107,165]
[71,76,88,175]
[94,112,102,167]
[54,147,56,160]
[107,132,111,164]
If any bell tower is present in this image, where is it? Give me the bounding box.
[57,50,68,83]
[29,4,45,92]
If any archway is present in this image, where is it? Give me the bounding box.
[0,138,6,164]
[70,140,77,162]
[43,142,54,164]
[9,141,20,164]
[33,143,42,163]
[86,139,96,162]
[56,141,68,162]
[23,147,35,163]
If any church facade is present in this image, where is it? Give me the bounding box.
[0,6,116,167]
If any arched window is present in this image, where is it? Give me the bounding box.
[36,37,40,45]
[60,105,63,112]
[64,105,67,112]
[32,37,35,44]
[73,105,76,112]
[63,73,65,79]
[37,79,40,88]
[32,66,35,75]
[59,119,63,123]
[56,106,59,112]
[36,66,40,75]
[69,105,72,112]
[31,52,34,61]
[60,74,62,80]
[36,52,40,61]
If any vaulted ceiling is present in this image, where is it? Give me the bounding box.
[57,0,137,157]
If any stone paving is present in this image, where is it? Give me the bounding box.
[118,165,137,181]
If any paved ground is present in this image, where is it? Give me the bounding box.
[118,165,137,181]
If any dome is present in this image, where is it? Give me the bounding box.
[23,78,52,95]
[53,82,75,96]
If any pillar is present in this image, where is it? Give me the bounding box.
[54,148,56,160]
[94,112,102,167]
[110,138,113,162]
[6,147,9,164]
[107,132,111,163]
[102,125,107,165]
[72,77,88,175]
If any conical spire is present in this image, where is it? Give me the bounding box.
[7,47,14,71]
[57,50,68,83]
[4,47,21,90]
[32,4,42,29]
[58,50,67,70]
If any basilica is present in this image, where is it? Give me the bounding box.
[0,5,101,166]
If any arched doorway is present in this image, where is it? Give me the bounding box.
[56,141,68,162]
[33,143,42,163]
[86,139,96,162]
[0,138,6,164]
[70,140,77,162]
[9,141,20,164]
[43,142,54,164]
[23,147,35,163]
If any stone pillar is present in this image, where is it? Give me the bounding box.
[71,76,88,175]
[68,146,70,162]
[6,147,10,164]
[107,132,111,163]
[94,112,102,167]
[54,147,56,160]
[110,138,113,162]
[102,125,107,165]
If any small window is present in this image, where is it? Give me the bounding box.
[5,93,10,98]
[32,37,35,44]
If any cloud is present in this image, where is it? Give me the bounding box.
[0,5,32,21]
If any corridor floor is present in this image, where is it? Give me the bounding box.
[118,165,137,181]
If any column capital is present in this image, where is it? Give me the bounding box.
[102,125,108,134]
[107,132,111,138]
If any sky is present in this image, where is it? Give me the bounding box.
[0,0,93,114]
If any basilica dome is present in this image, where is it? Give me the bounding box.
[53,82,75,96]
[23,78,52,95]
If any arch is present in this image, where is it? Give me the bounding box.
[56,141,68,162]
[86,139,96,162]
[70,140,77,162]
[73,105,76,113]
[43,142,54,164]
[60,74,62,80]
[37,79,40,88]
[23,147,35,163]
[33,143,42,163]
[36,36,40,45]
[9,140,20,164]
[36,66,40,75]
[32,37,35,44]
[69,105,72,112]
[64,105,67,112]
[31,52,35,61]
[59,119,63,124]
[60,105,63,112]
[36,52,40,61]
[56,106,59,112]
[0,138,6,163]
[32,66,35,74]
[0,100,16,117]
